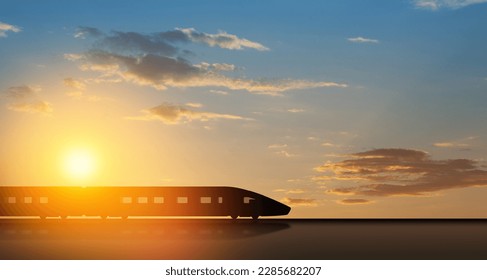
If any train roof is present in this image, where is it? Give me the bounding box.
[1,186,245,189]
[0,186,263,195]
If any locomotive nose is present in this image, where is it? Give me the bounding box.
[262,197,291,216]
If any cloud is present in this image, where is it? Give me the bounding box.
[7,101,52,114]
[413,0,487,10]
[64,53,83,61]
[75,26,267,54]
[68,27,347,96]
[286,189,306,194]
[209,89,229,95]
[433,137,476,149]
[321,142,338,147]
[5,85,40,99]
[74,26,181,56]
[64,78,86,90]
[195,62,236,72]
[127,102,247,124]
[415,0,441,9]
[273,188,306,194]
[281,198,318,207]
[316,148,487,197]
[0,21,21,37]
[185,102,203,108]
[70,50,346,95]
[177,28,269,51]
[347,37,379,44]
[287,108,305,113]
[268,144,300,158]
[433,142,469,148]
[63,77,106,102]
[274,150,296,158]
[3,85,52,114]
[268,144,288,149]
[337,198,373,205]
[74,26,104,39]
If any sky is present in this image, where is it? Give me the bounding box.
[1,0,487,217]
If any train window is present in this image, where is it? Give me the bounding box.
[39,197,48,204]
[200,197,211,204]
[138,197,148,204]
[8,197,16,204]
[121,197,132,204]
[218,197,223,203]
[177,197,188,204]
[24,197,33,204]
[154,197,164,204]
[243,197,255,204]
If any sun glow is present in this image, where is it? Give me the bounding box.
[64,148,96,180]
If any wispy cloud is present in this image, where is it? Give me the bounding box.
[413,0,487,10]
[0,21,21,37]
[69,50,346,96]
[268,144,288,149]
[74,26,267,54]
[433,142,469,148]
[185,102,203,108]
[275,150,296,158]
[74,26,103,39]
[316,148,487,198]
[273,188,306,194]
[7,101,52,114]
[127,102,247,125]
[287,108,305,113]
[74,26,181,56]
[268,144,296,157]
[3,85,52,114]
[177,28,269,51]
[433,136,477,150]
[70,51,347,96]
[67,27,347,96]
[195,62,236,72]
[5,85,41,99]
[63,77,106,102]
[347,37,379,44]
[64,77,86,91]
[281,197,318,207]
[209,89,229,95]
[337,198,373,205]
[321,142,343,148]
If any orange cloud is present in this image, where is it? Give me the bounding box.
[7,101,52,114]
[3,85,52,114]
[316,148,487,197]
[281,198,318,207]
[337,198,373,205]
[127,102,246,124]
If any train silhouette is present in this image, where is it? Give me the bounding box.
[0,186,291,220]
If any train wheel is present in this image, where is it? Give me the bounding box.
[252,215,259,220]
[231,215,238,220]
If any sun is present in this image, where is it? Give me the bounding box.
[64,148,96,180]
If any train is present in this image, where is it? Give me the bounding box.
[0,186,291,220]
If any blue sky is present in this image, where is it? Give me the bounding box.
[1,0,487,217]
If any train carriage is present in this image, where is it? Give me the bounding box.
[0,186,291,219]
